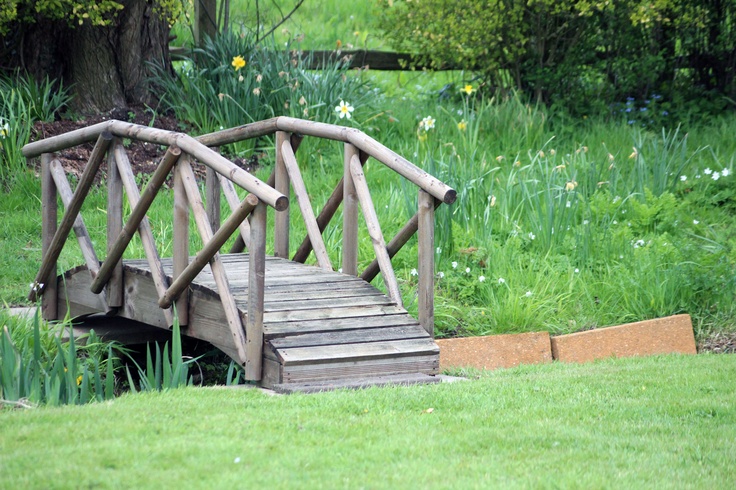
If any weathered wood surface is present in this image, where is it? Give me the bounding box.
[57,254,438,388]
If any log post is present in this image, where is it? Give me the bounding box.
[173,162,190,326]
[106,145,124,309]
[349,155,403,307]
[246,199,267,381]
[30,132,112,301]
[342,143,360,276]
[274,131,290,258]
[40,154,57,320]
[418,190,436,337]
[205,166,221,234]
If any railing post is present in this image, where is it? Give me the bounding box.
[40,154,57,320]
[418,189,435,337]
[173,163,190,326]
[106,144,124,309]
[274,131,290,258]
[205,166,220,234]
[246,199,267,381]
[343,143,359,275]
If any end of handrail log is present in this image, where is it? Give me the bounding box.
[22,120,113,158]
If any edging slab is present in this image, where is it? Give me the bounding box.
[550,313,696,363]
[436,332,552,371]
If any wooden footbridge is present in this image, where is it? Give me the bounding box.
[22,117,456,392]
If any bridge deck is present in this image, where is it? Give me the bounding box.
[58,253,439,391]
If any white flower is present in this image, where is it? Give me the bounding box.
[722,168,731,177]
[338,268,343,273]
[410,268,418,276]
[612,220,618,225]
[234,457,241,464]
[574,268,579,273]
[528,232,536,240]
[583,220,589,225]
[479,276,486,282]
[633,239,645,248]
[335,100,355,119]
[465,267,471,273]
[704,167,713,175]
[498,277,505,284]
[525,291,533,298]
[420,116,436,130]
[566,201,571,208]
[451,261,458,269]
[712,172,721,180]
[436,247,442,254]
[680,175,687,181]
[696,174,701,179]
[437,271,445,279]
[693,220,699,225]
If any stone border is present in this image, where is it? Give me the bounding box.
[437,314,697,371]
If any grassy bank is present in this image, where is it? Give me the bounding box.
[1,353,734,488]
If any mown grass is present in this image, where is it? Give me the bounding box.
[1,353,734,488]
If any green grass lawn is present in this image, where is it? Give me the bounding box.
[2,353,734,489]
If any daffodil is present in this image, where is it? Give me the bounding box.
[419,116,435,131]
[231,55,246,71]
[335,100,354,119]
[461,84,475,95]
[457,120,467,131]
[0,120,8,139]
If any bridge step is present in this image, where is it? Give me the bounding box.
[271,373,440,394]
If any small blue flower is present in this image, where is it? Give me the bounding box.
[640,107,647,112]
[652,94,662,100]
[626,97,635,103]
[625,107,632,113]
[628,120,635,125]
[662,110,669,116]
[644,99,650,105]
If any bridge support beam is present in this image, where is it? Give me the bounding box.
[246,200,267,380]
[40,154,58,321]
[418,190,436,337]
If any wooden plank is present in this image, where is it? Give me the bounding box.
[246,199,267,380]
[269,325,431,350]
[274,131,290,258]
[106,145,124,308]
[281,355,439,384]
[342,143,360,275]
[205,166,221,233]
[263,313,421,338]
[173,161,190,325]
[40,154,58,320]
[349,154,403,307]
[48,160,101,278]
[272,373,440,394]
[31,132,112,301]
[260,283,381,302]
[418,189,436,337]
[281,140,332,270]
[259,294,394,313]
[111,143,174,326]
[277,338,439,366]
[179,157,249,366]
[263,304,406,323]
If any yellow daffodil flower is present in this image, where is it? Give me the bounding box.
[231,55,246,71]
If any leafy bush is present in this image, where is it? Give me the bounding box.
[152,28,379,156]
[377,0,736,118]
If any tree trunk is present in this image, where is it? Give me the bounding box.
[17,0,171,113]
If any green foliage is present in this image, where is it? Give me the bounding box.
[0,72,71,185]
[125,317,194,392]
[153,29,379,157]
[0,311,120,408]
[378,0,736,117]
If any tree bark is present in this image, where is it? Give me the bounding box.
[15,0,171,113]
